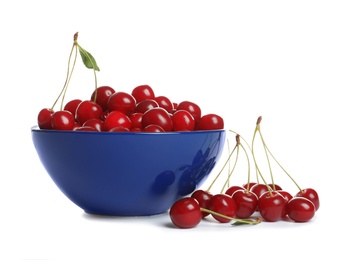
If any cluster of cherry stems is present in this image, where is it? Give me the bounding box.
[169,116,320,228]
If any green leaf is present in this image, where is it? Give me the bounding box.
[78,45,100,71]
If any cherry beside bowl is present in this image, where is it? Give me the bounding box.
[31,127,226,216]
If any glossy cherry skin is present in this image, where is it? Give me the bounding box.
[108,126,130,132]
[91,86,115,111]
[232,190,258,218]
[242,182,257,191]
[131,84,155,103]
[143,124,165,132]
[64,99,82,117]
[225,185,245,197]
[129,113,143,130]
[103,110,132,131]
[196,114,224,130]
[295,188,320,211]
[154,96,174,113]
[191,190,213,218]
[171,110,195,131]
[51,110,75,130]
[75,100,103,125]
[209,194,237,223]
[74,126,98,132]
[177,101,201,123]
[286,197,315,222]
[268,183,282,191]
[250,183,269,198]
[107,91,136,116]
[142,107,173,132]
[135,99,159,114]
[169,197,202,228]
[38,108,54,129]
[83,118,104,132]
[258,191,286,222]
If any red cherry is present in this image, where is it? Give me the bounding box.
[286,197,315,222]
[129,113,143,130]
[295,188,320,211]
[91,86,115,111]
[154,96,174,112]
[258,191,286,222]
[268,184,282,191]
[225,185,245,197]
[242,182,257,190]
[250,183,269,198]
[83,118,104,132]
[103,110,132,131]
[75,100,103,125]
[38,108,54,129]
[108,126,130,132]
[177,101,201,123]
[107,91,136,115]
[135,99,159,114]
[131,84,155,103]
[196,114,224,130]
[232,190,258,219]
[191,190,213,218]
[64,99,82,117]
[74,126,98,132]
[142,107,173,132]
[51,110,75,130]
[277,190,293,203]
[143,124,165,132]
[169,197,202,229]
[209,194,237,223]
[171,110,195,131]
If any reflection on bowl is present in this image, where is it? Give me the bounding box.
[31,127,226,216]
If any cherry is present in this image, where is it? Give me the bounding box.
[250,183,269,198]
[209,194,237,223]
[191,189,213,218]
[196,114,224,130]
[258,191,286,222]
[177,101,201,123]
[83,118,103,132]
[75,100,103,125]
[286,197,315,222]
[232,189,258,219]
[268,184,282,191]
[51,110,75,130]
[64,99,82,117]
[143,124,165,132]
[74,126,98,132]
[135,99,159,114]
[103,110,132,131]
[171,110,195,131]
[107,91,136,116]
[295,188,320,211]
[169,197,202,228]
[131,84,155,103]
[109,126,130,132]
[37,108,54,129]
[142,107,173,132]
[242,182,257,190]
[154,96,174,112]
[225,185,245,197]
[91,85,115,111]
[129,113,143,130]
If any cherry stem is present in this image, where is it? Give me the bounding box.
[206,136,239,193]
[230,129,260,184]
[252,116,302,193]
[200,208,261,225]
[51,34,78,111]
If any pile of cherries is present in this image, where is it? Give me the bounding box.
[169,118,320,228]
[37,84,224,132]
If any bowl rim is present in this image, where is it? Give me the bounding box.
[31,125,226,135]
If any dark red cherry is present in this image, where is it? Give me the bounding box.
[191,190,213,218]
[169,197,202,229]
[38,108,54,129]
[91,86,115,111]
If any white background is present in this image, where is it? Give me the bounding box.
[1,0,341,259]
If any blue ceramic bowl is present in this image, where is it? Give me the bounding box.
[31,127,226,216]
